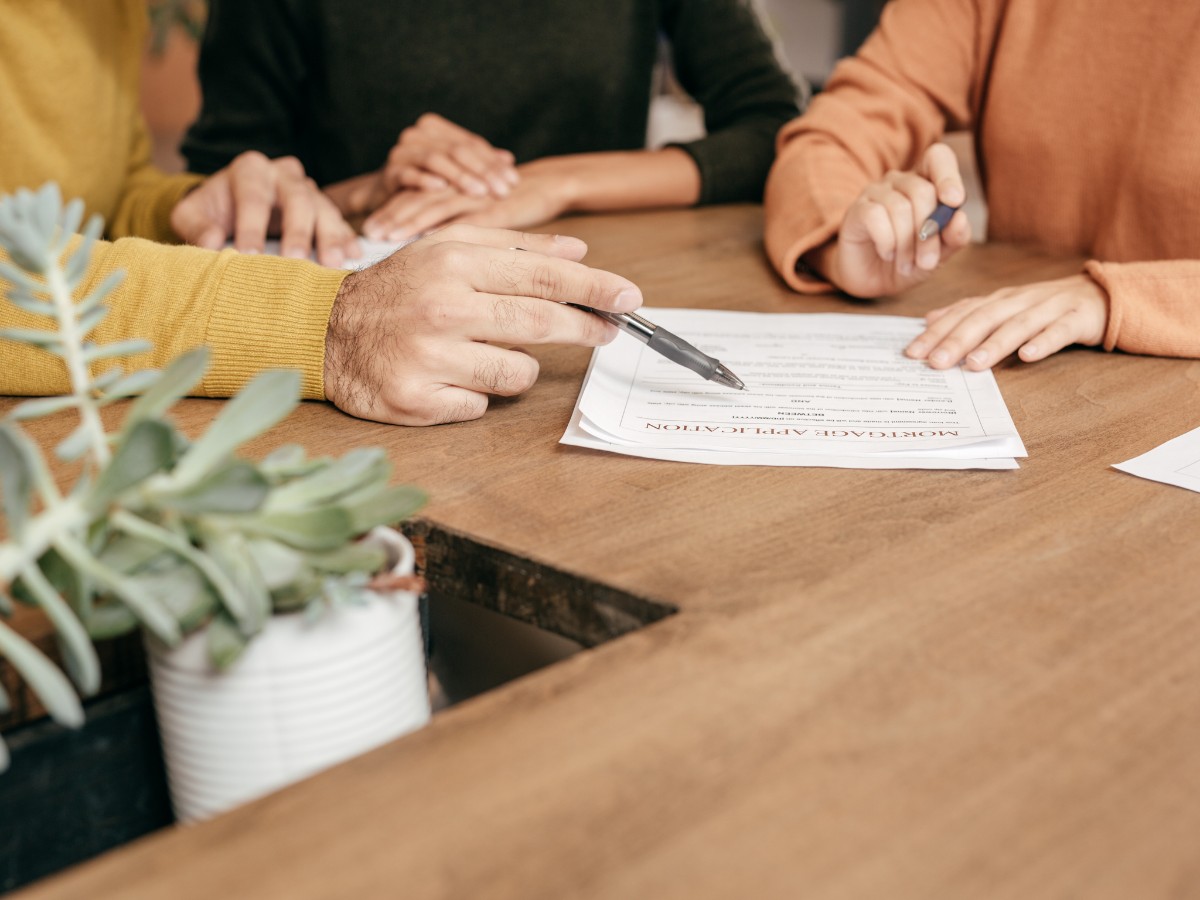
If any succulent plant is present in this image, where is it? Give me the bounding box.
[0,184,424,769]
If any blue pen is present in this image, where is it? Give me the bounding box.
[918,202,959,241]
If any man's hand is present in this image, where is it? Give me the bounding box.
[808,143,971,298]
[323,224,641,425]
[905,274,1109,370]
[171,151,360,267]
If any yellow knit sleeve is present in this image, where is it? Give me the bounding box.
[0,241,347,400]
[106,108,206,244]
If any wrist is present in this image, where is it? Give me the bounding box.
[521,157,585,212]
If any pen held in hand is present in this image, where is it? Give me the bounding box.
[567,304,746,391]
[918,202,960,241]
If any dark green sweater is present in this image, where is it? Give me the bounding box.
[182,0,804,204]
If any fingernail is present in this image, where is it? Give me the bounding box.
[907,341,927,358]
[491,179,510,197]
[1021,344,1039,360]
[284,247,307,259]
[506,170,520,185]
[919,252,939,270]
[238,247,260,255]
[465,178,487,196]
[363,224,382,240]
[613,288,641,312]
[554,234,586,251]
[930,349,950,366]
[898,261,912,276]
[966,349,988,367]
[325,248,344,267]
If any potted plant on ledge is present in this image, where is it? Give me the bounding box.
[0,184,430,821]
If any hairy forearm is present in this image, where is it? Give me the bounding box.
[529,148,702,213]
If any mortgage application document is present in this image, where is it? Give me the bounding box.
[563,310,1026,468]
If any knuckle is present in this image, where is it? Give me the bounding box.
[235,149,268,169]
[529,263,563,298]
[275,155,305,177]
[438,394,488,425]
[428,239,470,273]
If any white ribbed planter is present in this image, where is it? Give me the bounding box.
[146,527,430,823]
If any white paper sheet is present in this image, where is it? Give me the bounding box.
[562,309,1025,469]
[1113,425,1200,492]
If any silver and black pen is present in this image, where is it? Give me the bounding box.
[510,247,745,391]
[568,304,746,391]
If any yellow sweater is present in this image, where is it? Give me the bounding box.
[765,0,1200,358]
[0,0,347,398]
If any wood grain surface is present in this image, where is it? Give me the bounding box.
[12,206,1200,899]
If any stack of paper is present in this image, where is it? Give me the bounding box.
[562,310,1026,470]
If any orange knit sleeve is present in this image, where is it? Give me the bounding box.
[764,0,995,292]
[1085,260,1200,358]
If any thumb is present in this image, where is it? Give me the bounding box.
[920,142,966,208]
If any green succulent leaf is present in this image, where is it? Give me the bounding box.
[305,543,388,576]
[5,292,52,318]
[95,533,168,575]
[344,485,427,533]
[260,444,307,473]
[100,368,160,402]
[0,260,43,293]
[54,533,181,645]
[109,510,254,634]
[206,613,249,670]
[88,419,174,512]
[238,506,358,551]
[76,270,125,317]
[89,367,125,394]
[153,460,268,515]
[201,532,269,633]
[0,423,35,536]
[82,601,140,640]
[55,422,92,463]
[81,339,152,364]
[171,369,300,486]
[0,326,63,349]
[8,396,78,421]
[244,538,307,590]
[33,183,60,241]
[63,215,103,286]
[125,563,217,634]
[0,620,84,729]
[58,198,84,248]
[265,448,390,511]
[123,347,209,429]
[3,221,52,273]
[77,305,109,336]
[17,562,100,696]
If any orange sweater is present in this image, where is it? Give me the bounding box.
[764,0,1200,358]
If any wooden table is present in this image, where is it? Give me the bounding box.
[16,206,1200,899]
